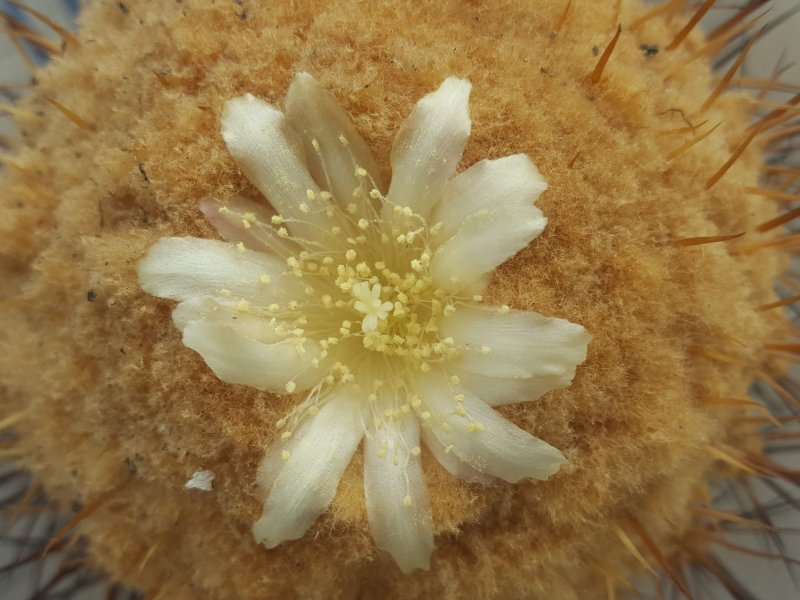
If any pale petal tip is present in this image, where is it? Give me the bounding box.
[543,452,569,480]
[440,76,472,96]
[573,324,592,361]
[292,71,316,85]
[136,237,174,294]
[396,550,433,574]
[220,93,276,138]
[251,516,282,549]
[288,72,319,99]
[197,196,222,221]
[510,450,567,483]
[222,92,258,113]
[431,77,472,126]
[536,442,569,477]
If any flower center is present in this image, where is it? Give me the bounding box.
[215,158,479,407]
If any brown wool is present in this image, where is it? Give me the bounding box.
[0,1,787,598]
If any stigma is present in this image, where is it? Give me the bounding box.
[352,282,394,333]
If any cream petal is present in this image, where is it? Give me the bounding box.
[431,154,547,241]
[431,202,545,294]
[453,368,570,407]
[220,94,331,239]
[364,413,434,573]
[286,72,385,213]
[384,78,471,221]
[414,371,566,482]
[182,320,321,393]
[172,297,283,343]
[429,155,547,292]
[420,427,493,484]
[138,237,297,302]
[431,176,547,293]
[443,304,590,382]
[199,195,298,255]
[252,393,364,548]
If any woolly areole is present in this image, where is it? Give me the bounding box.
[0,0,787,599]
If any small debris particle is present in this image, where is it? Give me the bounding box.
[124,457,138,475]
[118,2,129,14]
[658,107,693,129]
[592,46,599,56]
[138,163,150,183]
[567,152,581,168]
[185,470,215,491]
[640,44,659,58]
[87,290,97,302]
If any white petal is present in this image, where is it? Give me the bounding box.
[443,305,590,382]
[253,393,364,547]
[384,78,471,220]
[364,413,433,573]
[138,237,298,302]
[420,427,493,484]
[414,371,566,482]
[429,156,547,293]
[172,297,283,342]
[199,195,297,255]
[431,205,545,294]
[182,320,321,393]
[432,155,547,240]
[285,72,385,212]
[220,94,330,238]
[453,368,570,407]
